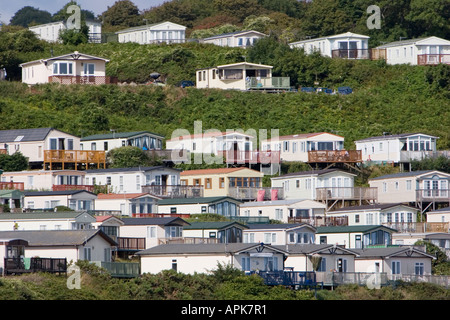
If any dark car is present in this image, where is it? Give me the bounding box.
[179,80,195,88]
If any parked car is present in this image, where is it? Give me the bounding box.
[178,80,195,88]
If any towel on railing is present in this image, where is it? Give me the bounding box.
[257,190,265,201]
[271,189,278,200]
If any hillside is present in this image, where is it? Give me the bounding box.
[0,43,449,151]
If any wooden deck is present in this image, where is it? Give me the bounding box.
[308,150,362,163]
[44,150,106,170]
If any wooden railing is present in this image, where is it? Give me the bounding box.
[141,185,204,198]
[315,187,378,202]
[52,184,95,192]
[44,150,106,170]
[0,181,25,191]
[332,49,371,59]
[217,150,280,164]
[0,149,6,155]
[4,257,67,275]
[308,150,362,163]
[382,222,449,233]
[228,187,284,200]
[48,75,118,85]
[417,54,450,65]
[158,237,220,245]
[117,237,146,251]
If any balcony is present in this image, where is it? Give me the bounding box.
[308,150,362,163]
[417,54,450,65]
[288,216,348,227]
[416,189,450,202]
[52,184,95,192]
[131,213,191,219]
[246,77,291,91]
[158,237,219,245]
[383,222,449,233]
[331,49,371,59]
[315,187,378,203]
[250,271,320,287]
[3,257,67,275]
[48,75,118,85]
[0,181,25,191]
[217,150,280,164]
[44,150,106,170]
[228,186,284,201]
[117,237,146,251]
[141,185,203,198]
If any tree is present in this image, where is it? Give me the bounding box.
[106,146,158,168]
[9,6,52,27]
[0,152,29,171]
[59,24,89,45]
[100,0,141,30]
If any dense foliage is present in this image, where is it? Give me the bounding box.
[0,261,448,300]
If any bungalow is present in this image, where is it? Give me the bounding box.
[80,131,164,153]
[118,217,190,251]
[426,207,450,224]
[243,223,316,245]
[20,51,115,85]
[157,196,242,217]
[201,30,267,48]
[0,127,81,168]
[289,32,370,59]
[0,211,96,231]
[276,244,359,274]
[29,19,102,43]
[239,199,326,224]
[182,221,248,244]
[0,229,117,275]
[0,169,88,192]
[84,166,181,194]
[260,132,346,163]
[353,246,435,276]
[95,193,160,217]
[195,62,290,91]
[270,169,362,203]
[315,225,397,248]
[179,167,265,199]
[23,190,97,211]
[392,232,450,257]
[328,203,419,229]
[371,36,450,65]
[354,133,441,168]
[368,170,450,212]
[137,243,288,274]
[166,130,255,158]
[116,21,186,45]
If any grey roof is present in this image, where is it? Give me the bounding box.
[428,206,450,214]
[0,229,116,246]
[158,196,242,205]
[316,225,398,234]
[369,170,438,180]
[136,243,287,256]
[0,127,53,143]
[246,223,312,230]
[183,221,247,230]
[24,190,96,197]
[355,133,437,143]
[273,244,359,256]
[423,233,450,240]
[203,30,266,40]
[273,169,355,179]
[0,211,93,220]
[331,203,417,212]
[352,246,435,259]
[85,166,180,174]
[240,199,310,207]
[121,217,190,226]
[81,131,164,141]
[375,37,433,48]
